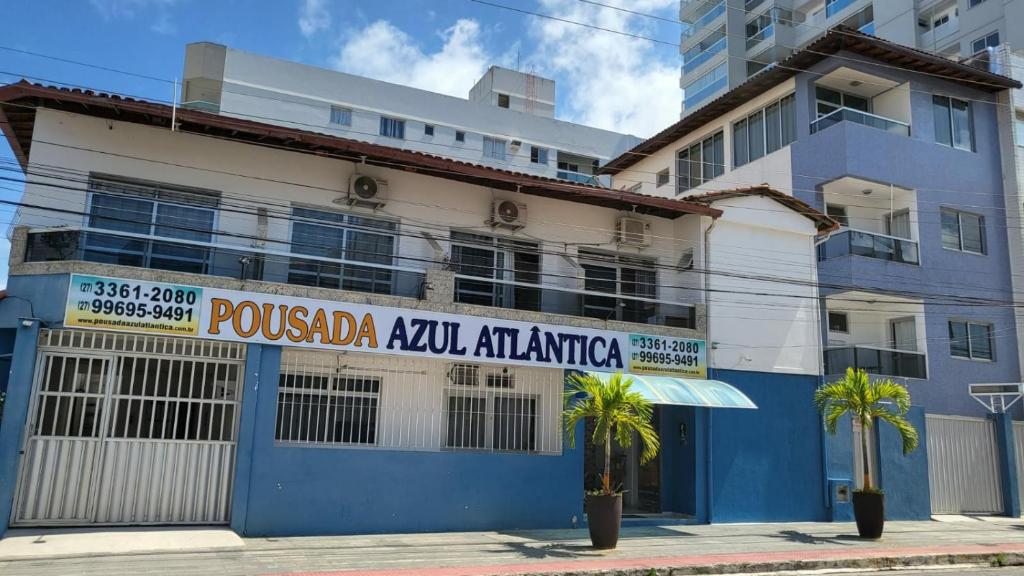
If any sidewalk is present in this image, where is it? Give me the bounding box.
[2,517,1024,576]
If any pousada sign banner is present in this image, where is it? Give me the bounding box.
[64,274,707,378]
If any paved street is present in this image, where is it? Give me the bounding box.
[2,518,1024,576]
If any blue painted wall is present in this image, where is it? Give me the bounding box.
[707,370,828,522]
[789,52,1022,420]
[0,320,41,536]
[234,345,585,537]
[875,406,931,520]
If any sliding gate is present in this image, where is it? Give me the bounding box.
[926,414,1004,514]
[12,330,245,526]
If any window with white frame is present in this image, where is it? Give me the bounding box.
[330,106,352,126]
[826,204,849,227]
[733,94,796,167]
[275,371,381,445]
[443,364,537,452]
[940,207,985,254]
[971,31,999,54]
[450,231,540,311]
[483,136,507,160]
[815,86,869,118]
[379,116,405,139]
[84,174,219,274]
[676,131,724,194]
[288,207,398,293]
[933,95,973,151]
[949,320,993,360]
[968,0,987,7]
[828,311,849,333]
[579,250,657,323]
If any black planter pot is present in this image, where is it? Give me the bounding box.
[586,493,622,549]
[852,490,885,539]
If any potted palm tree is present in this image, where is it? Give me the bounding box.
[564,371,659,549]
[814,368,919,539]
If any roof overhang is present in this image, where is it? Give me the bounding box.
[0,81,721,220]
[601,26,1022,176]
[685,186,839,234]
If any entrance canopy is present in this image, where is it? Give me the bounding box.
[586,372,758,409]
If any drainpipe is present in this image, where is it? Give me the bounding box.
[702,215,717,523]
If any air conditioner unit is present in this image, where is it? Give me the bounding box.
[344,174,388,208]
[509,140,523,150]
[490,200,527,230]
[616,216,650,247]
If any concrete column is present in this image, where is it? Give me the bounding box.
[993,412,1021,518]
[425,268,454,306]
[0,318,41,536]
[230,343,263,535]
[7,226,27,267]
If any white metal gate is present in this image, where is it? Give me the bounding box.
[12,330,245,526]
[926,414,1003,514]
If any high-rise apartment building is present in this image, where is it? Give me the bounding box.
[679,0,1024,115]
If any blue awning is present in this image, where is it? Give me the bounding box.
[586,372,757,409]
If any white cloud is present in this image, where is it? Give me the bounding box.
[89,0,179,19]
[298,0,330,39]
[331,19,490,98]
[528,0,681,137]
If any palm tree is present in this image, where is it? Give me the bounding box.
[814,368,920,491]
[564,371,660,494]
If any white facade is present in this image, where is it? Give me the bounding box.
[182,43,640,185]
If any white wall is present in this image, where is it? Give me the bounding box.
[825,295,926,352]
[610,79,797,198]
[704,195,822,375]
[20,108,702,302]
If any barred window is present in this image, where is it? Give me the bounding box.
[275,372,381,445]
[443,366,537,452]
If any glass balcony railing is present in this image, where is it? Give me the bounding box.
[683,37,727,74]
[684,73,728,110]
[556,170,600,185]
[825,0,857,19]
[825,346,927,379]
[25,228,427,298]
[810,107,910,136]
[746,24,775,51]
[817,229,919,265]
[682,0,725,35]
[453,274,697,329]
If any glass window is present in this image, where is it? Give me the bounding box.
[579,250,656,323]
[826,205,848,227]
[933,96,972,150]
[765,101,782,153]
[675,131,723,193]
[288,207,397,294]
[483,136,507,160]
[949,320,993,360]
[455,131,466,143]
[971,31,999,54]
[748,110,765,162]
[497,93,510,108]
[1014,110,1024,147]
[530,146,549,164]
[451,232,540,311]
[828,311,849,333]
[424,124,435,136]
[379,116,405,139]
[734,95,796,168]
[656,169,670,187]
[941,208,985,254]
[733,118,749,167]
[84,176,218,273]
[330,106,352,126]
[276,373,380,445]
[816,86,868,118]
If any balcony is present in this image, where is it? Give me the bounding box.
[683,36,726,74]
[556,170,600,185]
[681,0,725,35]
[824,346,927,379]
[818,229,919,265]
[810,107,910,137]
[920,17,958,48]
[746,24,775,51]
[684,69,728,110]
[453,274,696,329]
[24,228,426,298]
[825,0,857,19]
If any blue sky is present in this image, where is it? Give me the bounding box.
[0,0,685,287]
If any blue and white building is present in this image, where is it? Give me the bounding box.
[608,27,1024,520]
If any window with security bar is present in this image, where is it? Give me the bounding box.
[275,371,381,445]
[84,174,220,274]
[443,364,538,452]
[450,231,541,311]
[288,207,398,294]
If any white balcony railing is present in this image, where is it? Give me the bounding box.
[810,107,910,136]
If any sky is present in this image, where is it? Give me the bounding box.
[0,0,686,287]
